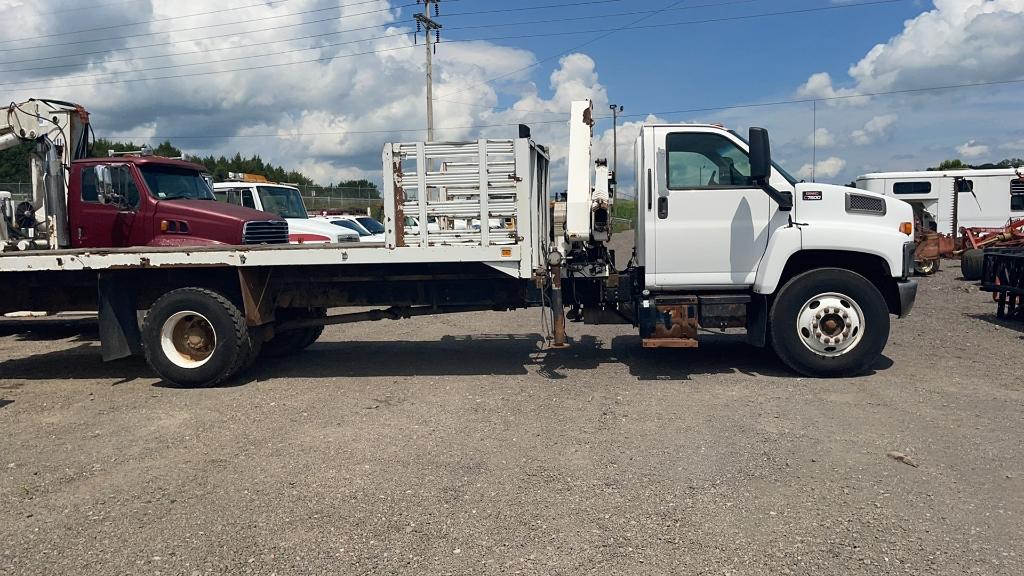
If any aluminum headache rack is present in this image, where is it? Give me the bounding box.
[383,139,551,275]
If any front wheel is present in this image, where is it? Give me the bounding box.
[141,288,256,387]
[769,268,890,378]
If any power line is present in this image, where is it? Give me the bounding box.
[0,0,765,72]
[437,0,690,99]
[438,0,910,100]
[1,1,421,52]
[0,0,605,64]
[442,0,627,17]
[97,77,1024,141]
[0,9,393,68]
[1,0,296,44]
[36,0,150,15]
[5,0,892,90]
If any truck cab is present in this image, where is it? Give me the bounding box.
[627,121,918,375]
[68,156,288,248]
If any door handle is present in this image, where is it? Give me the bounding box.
[658,196,668,219]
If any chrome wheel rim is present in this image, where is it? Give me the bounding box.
[796,292,865,357]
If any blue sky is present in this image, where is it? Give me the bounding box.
[4,0,1022,189]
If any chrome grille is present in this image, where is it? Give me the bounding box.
[243,220,288,245]
[1011,179,1024,194]
[846,193,886,215]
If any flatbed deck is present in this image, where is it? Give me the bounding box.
[0,243,528,276]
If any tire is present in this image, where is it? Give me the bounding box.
[141,287,253,387]
[769,268,890,378]
[960,249,984,281]
[914,258,938,275]
[261,307,326,358]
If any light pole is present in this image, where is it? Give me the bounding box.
[609,104,623,184]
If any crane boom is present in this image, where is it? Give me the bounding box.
[1,99,91,250]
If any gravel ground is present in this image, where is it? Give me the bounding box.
[1,262,1022,575]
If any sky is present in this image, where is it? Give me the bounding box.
[3,0,1024,194]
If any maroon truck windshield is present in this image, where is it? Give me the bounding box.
[140,165,216,201]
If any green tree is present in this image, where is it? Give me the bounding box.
[931,159,969,171]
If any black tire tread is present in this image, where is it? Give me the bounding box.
[141,287,252,387]
[768,268,890,378]
[961,249,984,281]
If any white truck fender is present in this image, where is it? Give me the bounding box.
[754,225,907,295]
[753,226,802,294]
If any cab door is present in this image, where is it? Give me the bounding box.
[72,164,142,248]
[650,128,773,288]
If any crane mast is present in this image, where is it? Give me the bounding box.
[1,99,90,250]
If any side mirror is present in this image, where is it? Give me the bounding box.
[749,127,772,182]
[95,165,114,204]
[748,127,793,211]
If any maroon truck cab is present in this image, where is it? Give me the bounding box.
[67,156,287,248]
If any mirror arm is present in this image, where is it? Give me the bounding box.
[755,178,792,211]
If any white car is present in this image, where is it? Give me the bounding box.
[212,182,359,243]
[403,215,442,234]
[317,215,385,243]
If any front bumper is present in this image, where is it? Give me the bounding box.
[896,278,918,318]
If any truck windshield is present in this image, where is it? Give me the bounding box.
[356,216,384,234]
[256,186,308,219]
[140,166,216,201]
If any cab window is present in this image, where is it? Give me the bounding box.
[241,189,257,209]
[666,132,753,189]
[80,164,141,209]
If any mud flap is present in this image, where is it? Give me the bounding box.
[97,272,141,361]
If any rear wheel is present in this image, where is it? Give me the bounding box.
[769,268,890,378]
[960,249,984,281]
[262,307,326,358]
[141,288,255,387]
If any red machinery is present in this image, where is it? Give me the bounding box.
[960,217,1024,251]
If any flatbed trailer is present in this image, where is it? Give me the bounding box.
[1,102,919,386]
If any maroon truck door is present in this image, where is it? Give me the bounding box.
[71,164,143,248]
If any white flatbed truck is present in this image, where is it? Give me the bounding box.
[0,100,918,386]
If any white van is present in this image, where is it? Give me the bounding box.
[212,182,359,243]
[856,169,1024,234]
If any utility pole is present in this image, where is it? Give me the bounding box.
[415,1,442,141]
[609,104,623,184]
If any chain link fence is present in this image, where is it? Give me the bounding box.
[294,185,384,215]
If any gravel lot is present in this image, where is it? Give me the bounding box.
[1,262,1022,575]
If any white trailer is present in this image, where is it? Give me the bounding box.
[856,169,1024,235]
[0,101,918,387]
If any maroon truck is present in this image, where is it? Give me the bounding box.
[2,99,287,251]
[68,156,288,248]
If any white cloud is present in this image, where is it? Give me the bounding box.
[805,127,835,148]
[796,157,847,180]
[850,114,898,145]
[956,139,990,158]
[798,1,1024,102]
[1,0,554,185]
